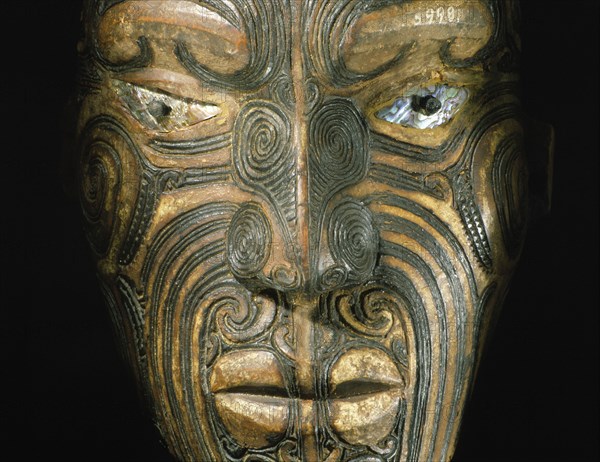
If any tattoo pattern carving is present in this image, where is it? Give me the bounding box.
[76,1,526,461]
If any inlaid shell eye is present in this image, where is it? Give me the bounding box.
[376,84,468,129]
[114,80,221,132]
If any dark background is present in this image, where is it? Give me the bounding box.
[5,1,597,461]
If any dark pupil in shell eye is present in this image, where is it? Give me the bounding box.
[412,95,442,116]
[148,100,173,119]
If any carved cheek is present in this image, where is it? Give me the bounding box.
[77,116,146,265]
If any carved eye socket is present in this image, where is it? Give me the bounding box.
[114,80,221,133]
[376,84,468,129]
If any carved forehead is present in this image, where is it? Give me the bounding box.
[87,0,516,69]
[339,1,495,74]
[91,0,249,73]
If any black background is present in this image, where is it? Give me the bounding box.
[5,1,598,461]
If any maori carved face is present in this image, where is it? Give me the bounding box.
[75,1,526,461]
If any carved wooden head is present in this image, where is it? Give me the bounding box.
[74,1,527,460]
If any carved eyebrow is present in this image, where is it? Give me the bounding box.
[97,0,249,74]
[341,1,495,76]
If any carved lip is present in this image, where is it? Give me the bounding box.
[210,347,405,402]
[329,378,401,400]
[213,379,402,401]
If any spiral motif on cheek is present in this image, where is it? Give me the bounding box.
[226,203,272,280]
[328,200,379,283]
[233,102,292,186]
[309,99,369,186]
[79,139,123,256]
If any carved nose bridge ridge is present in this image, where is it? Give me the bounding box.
[227,78,376,295]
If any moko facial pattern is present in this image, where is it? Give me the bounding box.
[75,1,526,461]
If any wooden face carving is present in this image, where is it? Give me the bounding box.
[74,1,526,461]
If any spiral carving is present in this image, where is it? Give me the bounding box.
[304,78,321,114]
[226,204,272,280]
[270,74,295,109]
[328,200,379,285]
[309,99,369,218]
[233,102,291,182]
[335,289,396,338]
[321,265,348,291]
[78,131,123,256]
[232,102,296,221]
[213,289,277,344]
[82,157,109,222]
[310,99,369,182]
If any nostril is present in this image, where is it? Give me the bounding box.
[270,265,300,289]
[320,265,348,291]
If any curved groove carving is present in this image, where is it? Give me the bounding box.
[80,116,232,266]
[78,132,123,257]
[83,1,152,73]
[492,134,528,256]
[175,0,288,91]
[144,202,238,460]
[326,199,379,289]
[365,193,479,462]
[454,170,493,270]
[305,0,413,87]
[226,203,273,281]
[76,2,528,460]
[440,1,521,72]
[309,98,370,223]
[150,133,232,156]
[232,101,296,222]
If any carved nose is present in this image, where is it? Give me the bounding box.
[229,97,377,294]
[226,202,301,291]
[316,199,379,293]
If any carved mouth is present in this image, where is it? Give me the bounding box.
[214,380,401,401]
[209,346,406,451]
[211,381,403,450]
